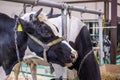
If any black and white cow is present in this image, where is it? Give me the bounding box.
[48,12,101,80]
[0,11,77,80]
[14,8,101,80]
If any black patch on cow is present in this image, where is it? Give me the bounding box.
[70,26,101,80]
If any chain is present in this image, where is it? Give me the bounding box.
[14,18,21,62]
[78,49,94,75]
[14,18,29,80]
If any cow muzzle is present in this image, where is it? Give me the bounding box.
[65,50,78,67]
[70,50,78,62]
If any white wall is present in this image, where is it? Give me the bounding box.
[0,1,57,18]
[0,1,23,17]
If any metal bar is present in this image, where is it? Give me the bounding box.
[23,4,26,14]
[66,0,105,4]
[104,0,109,29]
[2,0,103,15]
[61,8,67,39]
[98,14,104,65]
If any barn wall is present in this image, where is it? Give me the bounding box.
[0,1,23,17]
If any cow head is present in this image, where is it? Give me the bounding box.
[20,9,78,67]
[46,40,78,67]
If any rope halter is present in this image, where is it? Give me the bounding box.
[26,32,64,62]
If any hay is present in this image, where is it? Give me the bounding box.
[100,64,120,80]
[8,64,120,80]
[101,73,120,80]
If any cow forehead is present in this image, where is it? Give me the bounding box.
[22,12,59,36]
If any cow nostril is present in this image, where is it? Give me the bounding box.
[71,54,75,59]
[71,50,78,59]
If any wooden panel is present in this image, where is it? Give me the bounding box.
[110,0,117,64]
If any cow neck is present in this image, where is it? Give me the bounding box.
[26,32,64,62]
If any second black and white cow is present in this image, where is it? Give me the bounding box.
[48,13,101,80]
[0,10,77,80]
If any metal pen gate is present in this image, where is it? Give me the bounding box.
[2,0,104,64]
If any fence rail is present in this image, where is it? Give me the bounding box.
[3,0,103,15]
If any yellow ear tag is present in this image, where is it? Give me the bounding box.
[17,25,23,31]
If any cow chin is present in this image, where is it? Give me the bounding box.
[65,63,73,67]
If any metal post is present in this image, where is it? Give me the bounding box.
[98,14,104,65]
[23,3,26,14]
[61,4,68,39]
[104,0,109,35]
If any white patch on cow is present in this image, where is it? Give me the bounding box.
[0,66,8,80]
[21,12,48,21]
[22,12,59,36]
[49,16,85,42]
[21,12,36,21]
[67,16,85,42]
[62,40,75,52]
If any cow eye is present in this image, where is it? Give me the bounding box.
[41,27,47,33]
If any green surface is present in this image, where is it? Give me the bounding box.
[116,55,120,65]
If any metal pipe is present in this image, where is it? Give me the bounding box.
[2,0,103,15]
[98,14,104,65]
[61,6,67,39]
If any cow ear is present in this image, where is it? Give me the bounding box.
[46,8,53,18]
[14,15,18,20]
[31,8,43,22]
[18,18,35,34]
